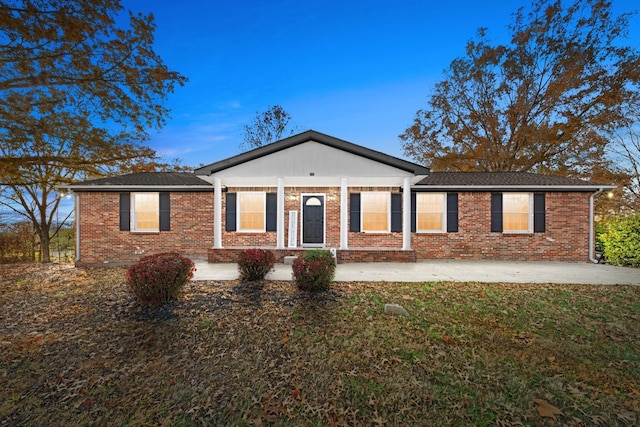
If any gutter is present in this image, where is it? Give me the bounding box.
[411,185,612,192]
[57,185,216,192]
[589,188,605,264]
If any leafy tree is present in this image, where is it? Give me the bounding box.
[400,0,640,179]
[0,0,187,261]
[242,104,297,149]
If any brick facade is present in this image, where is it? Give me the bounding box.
[412,192,591,261]
[75,188,592,265]
[76,191,214,265]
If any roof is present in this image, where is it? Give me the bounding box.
[415,172,615,191]
[194,130,431,176]
[61,172,214,192]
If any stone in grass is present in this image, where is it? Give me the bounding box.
[384,303,409,317]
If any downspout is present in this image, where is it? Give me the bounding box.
[588,188,604,264]
[74,193,80,263]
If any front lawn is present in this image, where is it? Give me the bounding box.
[1,263,638,426]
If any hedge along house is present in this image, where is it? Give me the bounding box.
[62,130,614,265]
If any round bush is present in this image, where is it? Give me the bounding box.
[601,213,640,266]
[126,252,195,305]
[292,249,336,291]
[237,248,276,281]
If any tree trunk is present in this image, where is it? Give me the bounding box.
[39,227,51,263]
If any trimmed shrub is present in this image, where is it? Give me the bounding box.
[237,248,276,281]
[601,213,640,266]
[126,252,195,305]
[292,249,336,291]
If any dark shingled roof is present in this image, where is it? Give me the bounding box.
[68,172,212,187]
[416,172,612,188]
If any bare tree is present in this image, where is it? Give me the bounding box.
[242,105,297,149]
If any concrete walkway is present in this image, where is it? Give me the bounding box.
[193,260,639,285]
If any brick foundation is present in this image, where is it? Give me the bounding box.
[208,247,416,263]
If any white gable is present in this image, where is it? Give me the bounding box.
[212,141,413,179]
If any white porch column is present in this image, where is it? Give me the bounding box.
[213,178,222,248]
[402,176,411,250]
[340,177,348,249]
[276,177,285,249]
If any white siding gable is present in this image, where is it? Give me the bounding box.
[212,141,413,178]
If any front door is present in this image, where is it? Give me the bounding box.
[302,195,324,246]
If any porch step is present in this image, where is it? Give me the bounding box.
[283,255,297,265]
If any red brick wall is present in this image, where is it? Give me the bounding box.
[347,187,404,249]
[77,188,593,264]
[412,192,591,261]
[76,191,214,265]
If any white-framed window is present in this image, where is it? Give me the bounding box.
[132,192,159,232]
[503,193,532,233]
[361,191,390,233]
[416,193,446,232]
[237,192,265,232]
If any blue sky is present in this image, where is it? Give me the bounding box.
[125,0,640,168]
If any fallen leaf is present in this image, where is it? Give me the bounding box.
[533,398,563,421]
[443,336,456,346]
[282,331,288,345]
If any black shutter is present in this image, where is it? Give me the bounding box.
[410,192,417,232]
[266,193,277,231]
[391,193,402,232]
[349,193,360,232]
[491,193,503,232]
[533,193,546,233]
[119,193,130,231]
[446,193,459,232]
[225,193,236,231]
[159,192,170,231]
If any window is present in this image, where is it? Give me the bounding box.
[502,193,532,233]
[238,192,265,231]
[416,193,446,232]
[132,192,159,232]
[361,192,390,232]
[119,192,169,232]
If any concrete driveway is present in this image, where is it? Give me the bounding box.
[193,260,639,285]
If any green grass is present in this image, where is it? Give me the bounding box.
[0,264,638,426]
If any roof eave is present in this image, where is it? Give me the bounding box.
[57,185,215,192]
[412,184,616,192]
